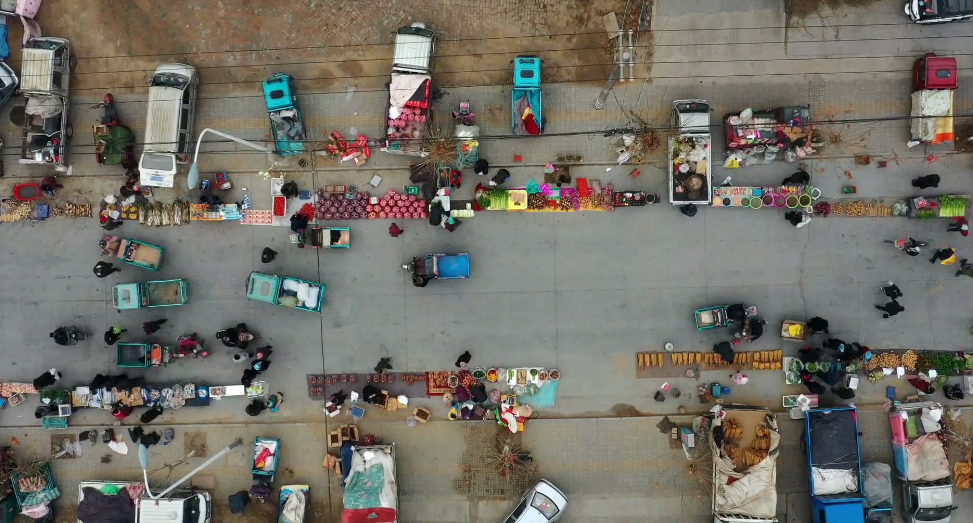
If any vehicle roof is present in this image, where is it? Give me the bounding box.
[20,48,55,92]
[917,484,953,507]
[139,498,186,523]
[817,501,865,523]
[144,86,184,152]
[154,63,197,78]
[513,56,542,88]
[263,74,295,112]
[393,29,434,73]
[514,481,567,523]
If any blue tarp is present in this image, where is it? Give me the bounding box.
[0,25,9,60]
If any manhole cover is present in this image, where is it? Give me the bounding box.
[8,105,24,127]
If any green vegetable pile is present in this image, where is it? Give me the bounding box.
[488,189,509,209]
[918,352,963,377]
[939,196,968,218]
[915,208,937,219]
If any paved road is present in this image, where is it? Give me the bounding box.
[10,409,973,523]
[3,1,973,523]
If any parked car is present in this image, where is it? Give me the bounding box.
[503,480,567,523]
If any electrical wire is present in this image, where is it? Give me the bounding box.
[2,110,966,161]
[34,20,949,63]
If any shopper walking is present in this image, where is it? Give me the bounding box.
[875,299,905,318]
[930,247,958,265]
[948,217,969,236]
[32,368,61,390]
[807,317,829,334]
[881,282,903,299]
[142,319,167,335]
[93,261,122,278]
[104,325,126,345]
[261,248,277,263]
[388,223,404,238]
[912,174,941,189]
[956,259,973,278]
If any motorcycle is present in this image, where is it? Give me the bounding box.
[451,100,476,126]
[884,237,927,256]
[159,334,209,366]
[51,327,87,346]
[91,93,120,126]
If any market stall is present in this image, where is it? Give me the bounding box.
[477,178,619,213]
[724,106,814,167]
[810,194,969,219]
[711,185,820,210]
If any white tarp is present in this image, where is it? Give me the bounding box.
[904,434,951,482]
[710,412,779,519]
[911,90,952,142]
[388,74,429,108]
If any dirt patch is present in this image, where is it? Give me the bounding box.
[609,404,645,417]
[213,498,278,523]
[50,434,77,459]
[955,124,973,154]
[454,424,537,499]
[184,432,209,458]
[785,0,880,21]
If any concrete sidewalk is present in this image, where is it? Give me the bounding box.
[7,408,970,523]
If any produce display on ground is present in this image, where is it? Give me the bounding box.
[480,182,616,213]
[315,189,429,221]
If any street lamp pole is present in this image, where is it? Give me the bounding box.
[187,128,275,189]
[139,438,243,499]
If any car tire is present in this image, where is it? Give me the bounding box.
[69,55,78,72]
[65,124,73,139]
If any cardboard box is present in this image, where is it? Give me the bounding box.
[328,430,341,448]
[679,427,695,448]
[413,407,431,423]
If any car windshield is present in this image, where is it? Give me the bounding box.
[530,492,559,520]
[184,495,201,522]
[152,72,189,89]
[916,506,952,521]
[141,153,175,171]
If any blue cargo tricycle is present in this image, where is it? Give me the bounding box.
[263,73,307,157]
[404,253,470,286]
[511,56,543,135]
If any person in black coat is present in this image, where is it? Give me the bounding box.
[33,368,61,390]
[713,341,735,364]
[912,174,941,189]
[808,317,829,334]
[781,170,811,185]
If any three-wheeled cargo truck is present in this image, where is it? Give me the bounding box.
[113,279,190,310]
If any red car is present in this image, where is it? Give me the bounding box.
[913,53,957,90]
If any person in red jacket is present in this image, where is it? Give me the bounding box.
[948,217,969,236]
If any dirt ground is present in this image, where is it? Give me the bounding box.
[785,0,880,21]
[15,0,644,99]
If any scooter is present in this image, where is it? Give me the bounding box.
[884,237,927,256]
[51,327,87,346]
[451,101,475,126]
[92,93,120,126]
[154,334,209,367]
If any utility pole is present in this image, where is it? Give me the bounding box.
[594,29,634,110]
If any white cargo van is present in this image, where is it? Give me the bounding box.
[18,37,73,170]
[139,63,199,188]
[139,493,211,523]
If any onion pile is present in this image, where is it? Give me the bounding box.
[313,189,428,221]
[365,189,428,220]
[387,107,427,140]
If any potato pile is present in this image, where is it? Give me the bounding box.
[831,202,845,216]
[901,350,918,371]
[63,202,92,218]
[867,351,900,370]
[0,201,34,222]
[847,201,867,216]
